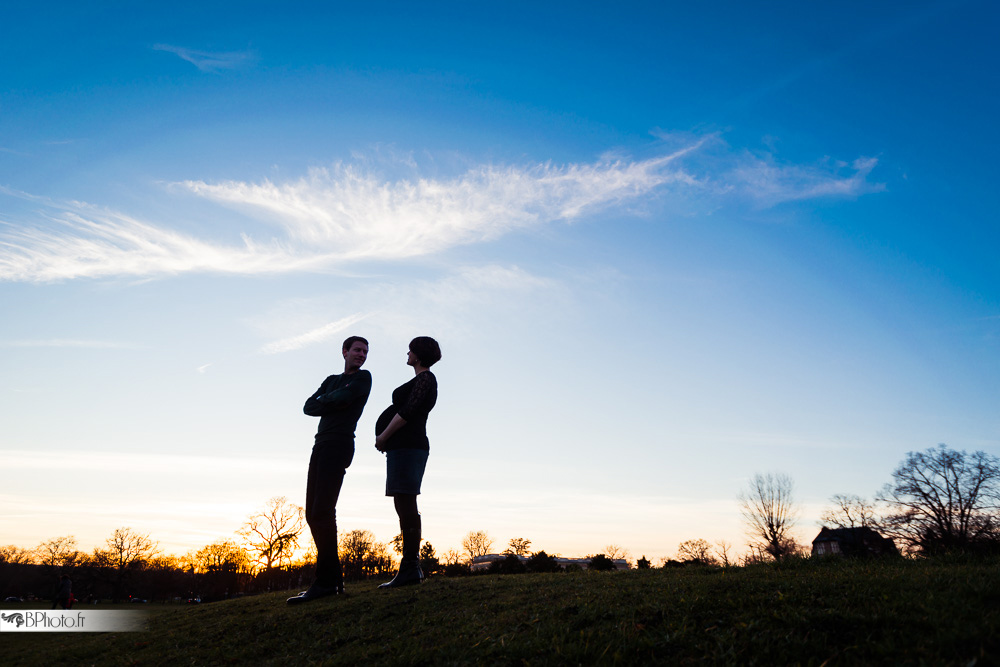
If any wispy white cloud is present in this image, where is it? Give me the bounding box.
[0,201,313,282]
[0,449,299,475]
[0,142,883,283]
[0,150,696,282]
[0,339,144,349]
[259,312,372,354]
[177,147,701,260]
[152,44,256,72]
[407,265,564,321]
[733,155,884,205]
[248,263,567,353]
[649,131,883,204]
[733,158,885,206]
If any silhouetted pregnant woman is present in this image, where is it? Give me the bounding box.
[374,336,441,588]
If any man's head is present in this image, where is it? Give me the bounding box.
[342,336,369,373]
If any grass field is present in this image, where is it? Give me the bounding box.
[3,557,999,665]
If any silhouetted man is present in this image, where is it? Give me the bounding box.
[287,336,371,605]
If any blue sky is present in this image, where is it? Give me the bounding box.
[2,1,998,562]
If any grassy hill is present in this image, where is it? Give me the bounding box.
[5,557,999,665]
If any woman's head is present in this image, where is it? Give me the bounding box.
[408,336,441,367]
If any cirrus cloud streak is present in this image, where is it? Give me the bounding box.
[177,146,702,260]
[0,141,882,283]
[259,312,372,354]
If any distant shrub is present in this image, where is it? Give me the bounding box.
[420,542,441,575]
[488,554,526,575]
[587,554,616,571]
[442,562,471,577]
[661,558,718,570]
[636,556,651,569]
[421,554,441,575]
[526,551,562,573]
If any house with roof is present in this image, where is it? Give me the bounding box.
[811,526,899,558]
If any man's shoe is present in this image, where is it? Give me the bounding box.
[286,583,343,605]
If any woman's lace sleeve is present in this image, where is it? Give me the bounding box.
[399,372,437,422]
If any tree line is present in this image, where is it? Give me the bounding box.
[734,443,1000,562]
[0,525,627,604]
[3,443,998,603]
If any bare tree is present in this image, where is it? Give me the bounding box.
[741,544,771,566]
[36,535,81,571]
[194,540,253,574]
[185,540,252,599]
[92,527,159,601]
[0,545,35,565]
[820,494,877,529]
[297,540,318,568]
[714,540,733,567]
[505,537,532,557]
[237,496,305,572]
[604,544,630,562]
[97,527,159,571]
[462,531,494,561]
[677,538,717,564]
[877,444,1000,554]
[339,530,393,580]
[738,472,800,561]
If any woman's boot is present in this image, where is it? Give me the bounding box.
[379,513,423,588]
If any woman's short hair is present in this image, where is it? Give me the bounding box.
[409,336,441,367]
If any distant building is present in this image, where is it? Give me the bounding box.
[811,527,898,558]
[470,554,630,572]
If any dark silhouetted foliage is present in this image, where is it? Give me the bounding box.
[587,554,616,571]
[488,554,527,575]
[420,542,441,575]
[738,472,800,561]
[526,551,562,573]
[339,530,393,581]
[877,444,1000,555]
[442,562,471,577]
[505,537,532,557]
